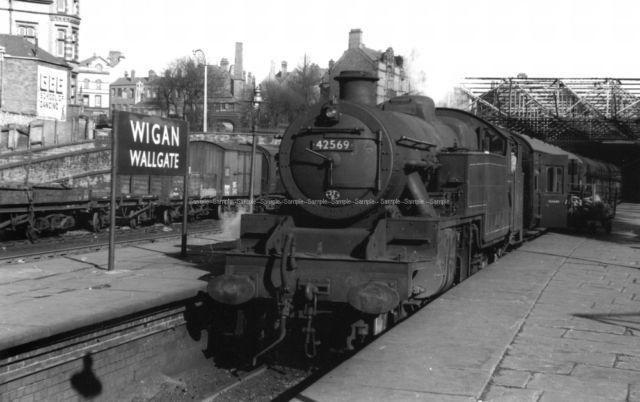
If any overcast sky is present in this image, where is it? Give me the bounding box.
[80,0,640,101]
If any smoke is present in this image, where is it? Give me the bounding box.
[217,206,249,240]
[404,47,466,107]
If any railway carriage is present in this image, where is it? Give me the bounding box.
[512,133,571,230]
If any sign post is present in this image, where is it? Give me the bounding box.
[107,112,119,271]
[108,111,189,271]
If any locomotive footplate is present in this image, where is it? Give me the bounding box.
[208,252,442,315]
[208,213,464,314]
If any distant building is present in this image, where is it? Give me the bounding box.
[0,34,91,151]
[322,28,410,103]
[76,51,125,116]
[0,0,80,64]
[206,42,255,132]
[0,34,71,123]
[0,0,81,107]
[109,70,162,116]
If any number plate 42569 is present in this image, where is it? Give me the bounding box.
[311,139,353,151]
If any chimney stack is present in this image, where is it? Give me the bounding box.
[220,58,229,71]
[108,50,124,66]
[348,28,363,49]
[131,70,136,80]
[269,60,276,79]
[234,42,243,80]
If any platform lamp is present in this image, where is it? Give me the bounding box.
[192,49,207,132]
[248,84,262,213]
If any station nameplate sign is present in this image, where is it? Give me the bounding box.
[114,111,188,176]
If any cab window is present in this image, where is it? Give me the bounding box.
[477,128,506,155]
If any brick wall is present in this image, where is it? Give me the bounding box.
[0,301,210,402]
[0,146,110,184]
[3,59,37,116]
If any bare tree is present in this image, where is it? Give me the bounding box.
[259,55,322,128]
[156,57,204,129]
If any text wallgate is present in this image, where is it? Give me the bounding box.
[115,111,188,176]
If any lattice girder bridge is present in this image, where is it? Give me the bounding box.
[460,77,640,144]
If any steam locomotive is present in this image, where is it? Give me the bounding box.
[207,71,620,361]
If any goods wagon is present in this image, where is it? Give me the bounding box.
[0,137,280,238]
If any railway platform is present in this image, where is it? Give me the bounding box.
[0,231,231,351]
[297,204,640,402]
[0,228,233,401]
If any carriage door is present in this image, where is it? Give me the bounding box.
[540,156,568,228]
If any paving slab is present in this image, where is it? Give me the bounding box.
[297,204,640,402]
[0,234,218,352]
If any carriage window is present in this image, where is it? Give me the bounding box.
[555,167,564,193]
[546,167,554,192]
[545,166,564,193]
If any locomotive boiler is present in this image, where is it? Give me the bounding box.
[207,71,523,359]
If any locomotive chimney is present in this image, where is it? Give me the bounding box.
[334,70,379,105]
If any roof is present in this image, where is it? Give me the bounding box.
[258,144,279,156]
[461,77,640,143]
[78,55,109,67]
[0,34,68,68]
[111,76,158,86]
[190,138,253,152]
[514,132,580,160]
[359,46,382,63]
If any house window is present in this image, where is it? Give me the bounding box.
[95,79,102,90]
[57,0,66,12]
[117,88,123,97]
[56,29,66,57]
[71,29,78,60]
[82,95,89,106]
[95,95,102,108]
[83,78,89,90]
[17,25,37,43]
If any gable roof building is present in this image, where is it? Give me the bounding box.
[76,51,125,115]
[0,34,71,124]
[110,70,162,116]
[321,29,410,104]
[0,0,80,64]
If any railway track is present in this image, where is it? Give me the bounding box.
[0,220,224,264]
[141,346,347,402]
[201,365,269,401]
